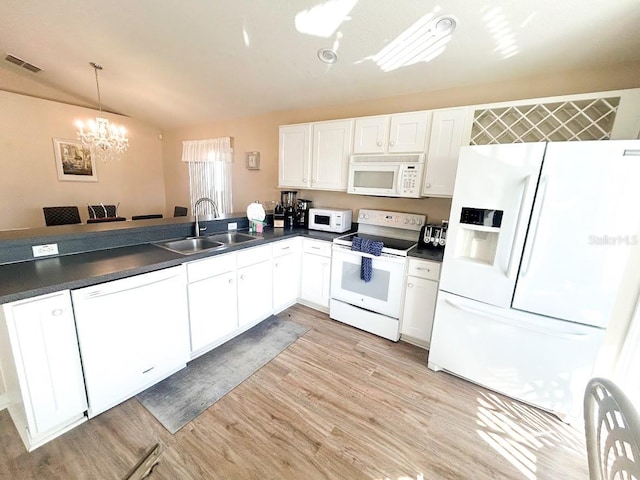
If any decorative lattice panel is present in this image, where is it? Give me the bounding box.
[471,97,620,145]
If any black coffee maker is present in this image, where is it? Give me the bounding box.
[295,199,313,228]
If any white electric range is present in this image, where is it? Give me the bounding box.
[330,209,426,341]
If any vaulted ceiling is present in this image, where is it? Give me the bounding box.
[1,0,639,130]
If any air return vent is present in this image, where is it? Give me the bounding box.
[4,54,41,73]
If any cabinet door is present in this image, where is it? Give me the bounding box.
[423,108,469,197]
[388,111,430,153]
[8,291,87,437]
[188,271,238,353]
[273,252,300,312]
[237,259,273,327]
[279,124,312,188]
[311,119,354,190]
[300,252,331,309]
[401,276,439,346]
[353,116,388,154]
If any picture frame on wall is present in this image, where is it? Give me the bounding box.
[246,151,260,170]
[53,138,97,182]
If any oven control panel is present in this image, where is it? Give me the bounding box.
[357,209,426,231]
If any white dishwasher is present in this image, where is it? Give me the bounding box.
[72,265,190,418]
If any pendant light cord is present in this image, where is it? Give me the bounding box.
[90,62,103,113]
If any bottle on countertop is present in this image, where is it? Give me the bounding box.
[274,203,284,228]
[285,205,295,229]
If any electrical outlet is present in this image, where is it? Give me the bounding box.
[32,243,59,257]
[228,222,238,231]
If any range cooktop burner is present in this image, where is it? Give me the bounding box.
[336,233,416,252]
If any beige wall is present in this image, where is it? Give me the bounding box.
[0,91,165,230]
[161,62,640,222]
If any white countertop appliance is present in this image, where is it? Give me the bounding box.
[330,209,426,341]
[308,207,352,233]
[347,154,425,198]
[429,140,640,422]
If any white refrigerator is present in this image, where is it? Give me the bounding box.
[428,140,640,422]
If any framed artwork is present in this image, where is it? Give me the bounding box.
[246,151,260,170]
[53,138,97,182]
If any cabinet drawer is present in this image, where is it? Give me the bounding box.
[407,258,440,281]
[303,238,331,257]
[186,252,236,283]
[272,237,300,258]
[237,244,272,268]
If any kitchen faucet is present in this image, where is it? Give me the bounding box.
[194,197,219,237]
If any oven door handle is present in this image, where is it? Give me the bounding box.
[332,244,407,264]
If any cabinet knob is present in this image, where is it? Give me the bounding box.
[408,283,413,288]
[425,183,431,188]
[240,274,245,280]
[228,278,234,284]
[303,178,307,182]
[389,141,395,146]
[377,141,383,146]
[51,308,64,316]
[275,263,279,268]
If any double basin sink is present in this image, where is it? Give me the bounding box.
[154,231,260,255]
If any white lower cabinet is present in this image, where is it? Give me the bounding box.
[0,290,87,451]
[237,245,273,327]
[187,252,238,355]
[72,266,190,418]
[400,258,441,348]
[299,239,332,311]
[272,238,301,313]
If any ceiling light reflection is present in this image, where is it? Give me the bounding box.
[482,7,519,59]
[367,14,457,72]
[295,0,358,38]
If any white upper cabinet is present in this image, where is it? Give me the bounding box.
[353,112,430,154]
[422,107,472,197]
[279,120,353,191]
[311,119,354,190]
[279,124,312,188]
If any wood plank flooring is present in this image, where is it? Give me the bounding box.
[0,305,589,479]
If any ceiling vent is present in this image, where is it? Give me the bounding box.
[4,54,41,73]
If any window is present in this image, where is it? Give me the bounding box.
[181,137,233,215]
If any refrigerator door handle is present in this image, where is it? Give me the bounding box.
[520,175,549,277]
[445,297,590,339]
[506,174,535,279]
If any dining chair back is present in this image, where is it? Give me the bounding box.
[584,377,640,480]
[43,206,81,226]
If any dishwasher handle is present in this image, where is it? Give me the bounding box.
[77,267,184,299]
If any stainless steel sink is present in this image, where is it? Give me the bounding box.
[154,237,226,255]
[207,231,260,245]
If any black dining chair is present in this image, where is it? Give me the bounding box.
[132,214,163,220]
[88,204,118,219]
[173,206,188,217]
[43,206,82,226]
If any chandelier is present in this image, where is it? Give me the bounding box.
[76,62,129,162]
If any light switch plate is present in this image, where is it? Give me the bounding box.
[32,243,59,257]
[228,222,238,231]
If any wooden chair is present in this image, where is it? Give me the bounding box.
[584,377,640,480]
[43,206,81,226]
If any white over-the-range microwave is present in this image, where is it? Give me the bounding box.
[347,153,425,198]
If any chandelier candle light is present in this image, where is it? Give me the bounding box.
[76,62,129,162]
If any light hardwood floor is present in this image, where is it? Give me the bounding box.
[0,304,589,479]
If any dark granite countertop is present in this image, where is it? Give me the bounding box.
[407,246,445,263]
[0,227,346,304]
